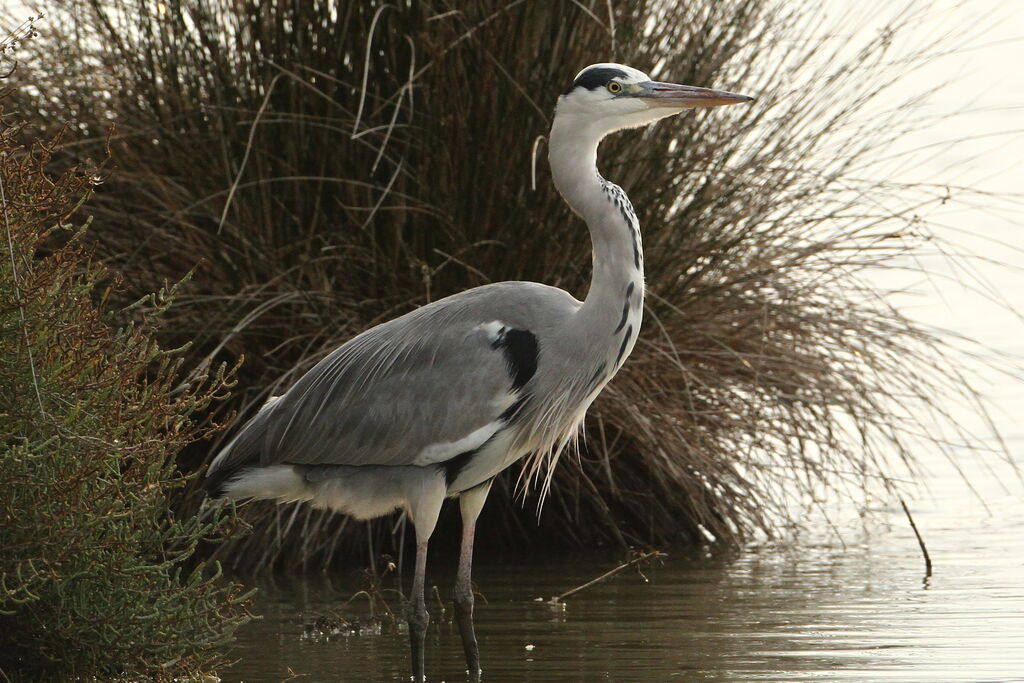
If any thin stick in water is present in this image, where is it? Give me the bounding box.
[546,550,666,604]
[900,498,932,578]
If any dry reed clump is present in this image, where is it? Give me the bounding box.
[3,0,1005,569]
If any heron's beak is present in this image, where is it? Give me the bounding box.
[637,81,753,109]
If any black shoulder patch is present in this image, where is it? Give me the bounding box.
[565,66,629,95]
[494,328,539,391]
[443,436,495,487]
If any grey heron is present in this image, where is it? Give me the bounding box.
[205,63,751,680]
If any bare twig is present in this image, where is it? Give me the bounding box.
[278,667,307,682]
[546,550,666,604]
[216,72,284,235]
[0,161,46,416]
[900,498,933,578]
[352,3,394,139]
[431,584,447,620]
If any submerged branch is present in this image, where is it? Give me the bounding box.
[544,551,667,605]
[900,498,933,578]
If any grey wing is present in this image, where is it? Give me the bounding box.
[208,286,552,478]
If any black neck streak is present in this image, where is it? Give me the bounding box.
[600,180,642,270]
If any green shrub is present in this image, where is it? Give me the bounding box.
[0,114,251,680]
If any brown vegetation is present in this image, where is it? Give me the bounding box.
[3,0,1003,570]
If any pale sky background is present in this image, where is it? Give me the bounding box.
[865,0,1024,337]
[816,0,1024,495]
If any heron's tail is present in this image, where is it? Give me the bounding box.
[204,404,275,497]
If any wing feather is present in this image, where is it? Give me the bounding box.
[208,284,568,479]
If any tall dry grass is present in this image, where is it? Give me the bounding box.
[4,0,1007,570]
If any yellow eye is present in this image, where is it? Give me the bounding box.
[607,81,623,94]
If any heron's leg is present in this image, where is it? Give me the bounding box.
[405,482,444,683]
[407,539,430,682]
[455,480,492,679]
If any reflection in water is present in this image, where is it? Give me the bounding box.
[221,482,1024,682]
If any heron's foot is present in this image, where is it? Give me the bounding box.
[406,598,430,682]
[454,585,481,679]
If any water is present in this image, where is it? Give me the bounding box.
[221,467,1024,682]
[224,1,1024,680]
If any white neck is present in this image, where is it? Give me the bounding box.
[548,114,644,368]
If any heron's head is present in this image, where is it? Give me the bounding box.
[555,63,752,137]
